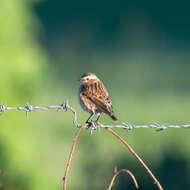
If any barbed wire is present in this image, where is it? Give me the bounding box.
[0,101,80,127]
[0,101,190,132]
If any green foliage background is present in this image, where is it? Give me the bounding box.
[1,0,190,190]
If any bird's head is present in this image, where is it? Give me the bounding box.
[79,72,99,84]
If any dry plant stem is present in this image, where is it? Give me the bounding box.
[106,128,164,190]
[63,124,88,190]
[107,168,139,190]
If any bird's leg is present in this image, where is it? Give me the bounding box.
[90,114,101,131]
[95,114,101,123]
[85,113,93,124]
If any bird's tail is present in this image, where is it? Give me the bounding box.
[110,114,118,122]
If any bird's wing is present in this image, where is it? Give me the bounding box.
[85,82,113,114]
[90,95,113,114]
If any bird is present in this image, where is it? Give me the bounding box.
[78,72,118,123]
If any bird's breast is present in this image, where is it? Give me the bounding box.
[78,85,92,113]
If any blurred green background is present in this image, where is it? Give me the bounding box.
[1,0,190,189]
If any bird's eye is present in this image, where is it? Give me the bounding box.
[86,78,89,80]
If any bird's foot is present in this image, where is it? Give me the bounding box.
[86,121,93,128]
[86,121,100,133]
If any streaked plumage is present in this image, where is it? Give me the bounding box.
[78,72,118,123]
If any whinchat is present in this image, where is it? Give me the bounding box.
[78,72,118,123]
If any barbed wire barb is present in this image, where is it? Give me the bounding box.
[1,101,190,131]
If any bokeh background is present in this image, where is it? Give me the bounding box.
[1,0,190,189]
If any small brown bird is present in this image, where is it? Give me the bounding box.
[78,72,118,123]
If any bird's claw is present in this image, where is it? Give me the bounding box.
[86,121,92,128]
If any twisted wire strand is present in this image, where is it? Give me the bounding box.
[0,101,190,131]
[0,101,81,127]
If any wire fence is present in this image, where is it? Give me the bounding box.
[1,101,190,132]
